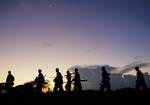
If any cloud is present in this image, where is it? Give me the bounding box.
[134,56,143,60]
[42,42,53,48]
[85,48,97,54]
[48,0,56,8]
[67,63,150,90]
[67,65,118,90]
[119,62,150,74]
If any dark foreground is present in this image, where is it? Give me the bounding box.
[0,88,150,105]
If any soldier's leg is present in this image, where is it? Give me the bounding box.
[59,84,64,92]
[36,85,42,93]
[136,82,140,91]
[66,83,71,92]
[68,83,71,92]
[40,85,43,93]
[107,83,111,92]
[100,84,105,91]
[53,84,58,92]
[142,81,147,90]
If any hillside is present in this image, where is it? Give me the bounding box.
[0,88,150,105]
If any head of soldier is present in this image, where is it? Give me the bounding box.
[101,66,106,72]
[8,71,11,74]
[38,69,42,73]
[67,70,70,74]
[75,68,78,73]
[56,68,59,73]
[135,66,139,71]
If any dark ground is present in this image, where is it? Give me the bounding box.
[0,88,150,105]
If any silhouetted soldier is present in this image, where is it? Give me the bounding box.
[100,66,111,92]
[135,66,147,91]
[72,68,82,94]
[5,71,15,93]
[65,71,72,92]
[53,68,64,92]
[35,69,45,93]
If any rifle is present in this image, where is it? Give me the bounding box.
[64,72,75,77]
[63,79,88,84]
[80,79,88,82]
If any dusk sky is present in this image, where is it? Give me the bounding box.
[0,0,150,86]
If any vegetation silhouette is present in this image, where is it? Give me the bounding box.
[0,86,150,105]
[13,81,35,94]
[0,82,6,94]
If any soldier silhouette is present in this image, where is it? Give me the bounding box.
[65,71,72,93]
[5,71,15,93]
[35,69,45,93]
[100,66,111,92]
[135,66,147,91]
[72,68,82,94]
[53,68,64,92]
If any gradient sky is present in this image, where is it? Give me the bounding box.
[0,0,150,86]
